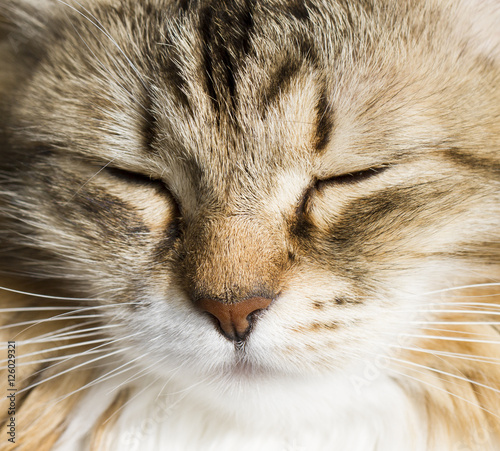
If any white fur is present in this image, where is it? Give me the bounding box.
[55,367,426,451]
[52,265,459,451]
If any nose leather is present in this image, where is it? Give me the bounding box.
[198,297,273,341]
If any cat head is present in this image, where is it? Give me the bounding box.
[1,0,499,384]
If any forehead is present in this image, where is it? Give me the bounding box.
[24,1,445,188]
[65,2,325,206]
[144,3,331,176]
[141,3,369,171]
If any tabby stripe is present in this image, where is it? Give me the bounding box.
[315,88,334,152]
[286,0,311,21]
[444,148,500,177]
[198,0,256,114]
[142,88,157,152]
[325,186,424,245]
[263,59,302,110]
[199,5,218,111]
[158,34,192,111]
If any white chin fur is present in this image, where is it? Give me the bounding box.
[54,366,428,451]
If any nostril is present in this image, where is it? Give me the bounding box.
[204,312,225,336]
[197,296,273,341]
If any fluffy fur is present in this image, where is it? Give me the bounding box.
[0,0,499,449]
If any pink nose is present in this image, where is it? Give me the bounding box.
[198,297,273,341]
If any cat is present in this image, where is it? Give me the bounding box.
[0,0,499,449]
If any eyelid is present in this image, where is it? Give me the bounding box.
[296,166,389,216]
[103,165,183,214]
[104,166,161,185]
[315,166,389,189]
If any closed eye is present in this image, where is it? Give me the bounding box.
[296,166,389,216]
[104,166,161,186]
[315,166,389,190]
[103,166,180,210]
[103,166,179,205]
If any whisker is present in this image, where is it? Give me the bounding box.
[8,302,137,337]
[388,356,500,396]
[17,331,141,388]
[108,354,170,394]
[0,285,104,301]
[103,359,210,427]
[101,375,162,426]
[50,359,139,407]
[158,372,210,398]
[412,321,500,325]
[389,366,500,420]
[13,358,137,435]
[420,283,500,296]
[23,320,101,342]
[62,158,116,206]
[91,356,147,391]
[405,310,500,316]
[398,302,500,309]
[0,337,111,363]
[2,315,104,332]
[414,326,499,338]
[384,344,500,365]
[384,332,500,345]
[17,346,132,395]
[18,324,120,344]
[0,307,82,313]
[0,348,113,370]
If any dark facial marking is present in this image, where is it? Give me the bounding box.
[77,189,150,239]
[286,0,311,21]
[315,89,334,152]
[444,147,500,177]
[198,0,256,114]
[157,36,193,111]
[142,90,157,152]
[152,217,183,264]
[263,59,302,109]
[311,322,339,331]
[334,297,363,305]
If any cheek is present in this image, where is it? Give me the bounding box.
[233,273,378,371]
[42,173,176,261]
[245,264,434,375]
[108,292,237,375]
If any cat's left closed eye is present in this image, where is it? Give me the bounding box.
[296,166,388,216]
[315,166,388,190]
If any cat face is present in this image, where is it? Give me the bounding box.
[4,0,500,383]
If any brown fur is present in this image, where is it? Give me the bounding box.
[0,0,499,449]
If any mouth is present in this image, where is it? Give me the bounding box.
[234,339,247,352]
[226,343,286,380]
[224,343,262,377]
[229,359,267,379]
